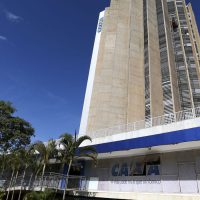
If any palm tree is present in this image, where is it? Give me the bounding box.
[28,152,43,189]
[59,132,97,200]
[32,140,58,189]
[6,150,23,200]
[0,153,8,176]
[5,154,15,200]
[18,147,35,200]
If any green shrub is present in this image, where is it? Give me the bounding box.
[23,189,58,200]
[0,189,5,200]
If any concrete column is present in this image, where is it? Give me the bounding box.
[109,0,131,126]
[86,2,121,133]
[148,0,164,118]
[127,0,145,123]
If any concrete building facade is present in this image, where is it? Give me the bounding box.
[77,1,200,199]
[79,110,200,199]
[79,0,200,137]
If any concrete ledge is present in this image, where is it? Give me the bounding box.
[70,190,200,200]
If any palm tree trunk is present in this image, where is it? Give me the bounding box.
[1,159,5,177]
[1,154,5,176]
[28,173,33,189]
[18,167,27,200]
[41,164,46,190]
[6,169,15,200]
[53,163,65,200]
[34,168,40,188]
[62,159,72,200]
[1,165,5,177]
[11,170,19,200]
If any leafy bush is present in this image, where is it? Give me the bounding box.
[23,189,57,200]
[0,189,5,200]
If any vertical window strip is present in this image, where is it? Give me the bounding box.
[176,0,200,107]
[167,0,192,110]
[143,0,151,120]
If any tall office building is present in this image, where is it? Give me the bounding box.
[79,0,200,137]
[78,1,200,197]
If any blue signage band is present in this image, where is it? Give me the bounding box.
[91,127,200,154]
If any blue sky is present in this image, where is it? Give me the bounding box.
[0,0,199,142]
[0,0,110,141]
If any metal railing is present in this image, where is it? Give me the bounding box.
[1,173,87,192]
[87,107,200,139]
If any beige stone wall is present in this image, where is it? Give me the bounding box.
[86,0,167,134]
[87,0,146,133]
[84,0,200,135]
[87,6,118,132]
[109,0,131,126]
[147,0,164,118]
[127,0,145,123]
[87,1,129,133]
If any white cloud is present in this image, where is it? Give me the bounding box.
[4,10,23,23]
[46,91,67,104]
[0,35,7,41]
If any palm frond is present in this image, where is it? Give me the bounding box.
[7,151,23,171]
[32,140,58,165]
[77,153,97,165]
[59,133,73,147]
[46,140,58,159]
[33,141,46,154]
[76,135,92,147]
[79,146,97,155]
[59,133,73,141]
[58,132,98,178]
